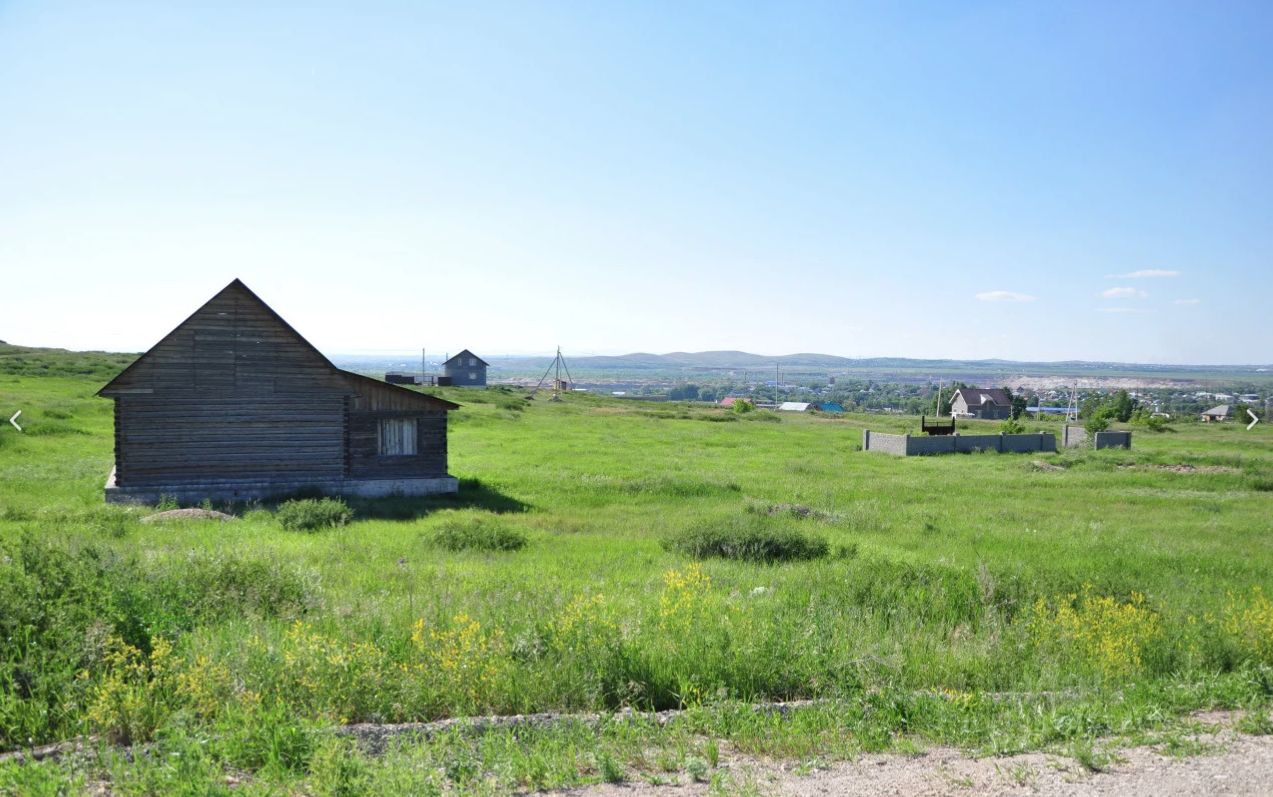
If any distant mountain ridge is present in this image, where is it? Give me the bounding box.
[541,350,1269,373]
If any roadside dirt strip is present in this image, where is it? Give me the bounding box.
[558,713,1273,797]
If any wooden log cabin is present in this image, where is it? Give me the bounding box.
[98,279,460,504]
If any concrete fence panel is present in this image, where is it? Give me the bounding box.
[1094,431,1132,450]
[863,430,1058,456]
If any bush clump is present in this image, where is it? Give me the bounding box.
[663,515,829,563]
[434,513,528,552]
[276,498,353,531]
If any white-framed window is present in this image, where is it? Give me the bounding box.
[378,418,417,456]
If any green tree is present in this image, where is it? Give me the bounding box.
[1085,407,1113,435]
[1111,390,1135,422]
[937,382,969,416]
[1010,394,1028,420]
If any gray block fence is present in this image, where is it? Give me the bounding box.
[1062,425,1132,450]
[863,430,1057,456]
[1094,431,1132,449]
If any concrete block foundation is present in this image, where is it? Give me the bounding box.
[104,468,459,505]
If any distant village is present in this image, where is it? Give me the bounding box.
[380,354,1267,423]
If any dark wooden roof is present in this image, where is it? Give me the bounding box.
[342,371,458,412]
[443,349,489,367]
[951,387,1012,408]
[99,279,457,412]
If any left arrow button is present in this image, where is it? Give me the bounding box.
[9,410,21,432]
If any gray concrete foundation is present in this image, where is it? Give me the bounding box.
[104,468,459,505]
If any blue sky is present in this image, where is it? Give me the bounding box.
[1,1,1270,364]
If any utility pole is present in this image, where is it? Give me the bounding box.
[421,348,426,386]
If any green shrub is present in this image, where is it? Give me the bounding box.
[662,515,829,563]
[731,399,755,414]
[0,536,315,750]
[140,553,315,633]
[1084,410,1112,435]
[434,513,528,552]
[277,498,353,531]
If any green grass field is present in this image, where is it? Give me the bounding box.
[1,362,1271,795]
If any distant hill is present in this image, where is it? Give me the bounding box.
[552,351,1270,377]
[468,351,1273,387]
[0,343,138,380]
[5,343,1269,387]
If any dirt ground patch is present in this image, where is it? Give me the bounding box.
[1118,464,1241,474]
[1031,459,1065,471]
[559,713,1273,797]
[140,508,237,523]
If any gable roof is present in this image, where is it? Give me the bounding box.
[99,279,340,396]
[444,349,489,367]
[1202,404,1232,416]
[98,279,457,412]
[951,387,1012,408]
[818,402,846,413]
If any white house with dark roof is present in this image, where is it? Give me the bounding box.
[949,387,1013,420]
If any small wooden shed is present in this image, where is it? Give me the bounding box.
[98,279,460,504]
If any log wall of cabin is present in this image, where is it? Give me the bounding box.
[113,395,347,485]
[346,411,448,479]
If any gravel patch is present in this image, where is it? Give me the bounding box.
[140,508,237,524]
[558,714,1273,797]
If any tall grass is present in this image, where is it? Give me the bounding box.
[1,363,1272,791]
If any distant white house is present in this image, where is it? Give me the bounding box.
[949,387,1012,420]
[1201,405,1234,423]
[778,401,814,412]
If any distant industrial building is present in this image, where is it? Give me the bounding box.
[778,402,815,412]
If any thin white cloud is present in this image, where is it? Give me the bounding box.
[975,290,1036,303]
[1096,307,1152,314]
[1173,298,1201,305]
[1101,287,1148,299]
[1105,269,1180,279]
